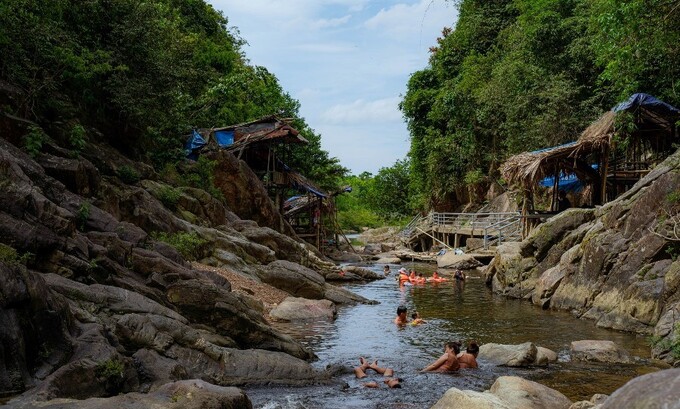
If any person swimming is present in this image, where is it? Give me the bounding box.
[398,268,410,284]
[354,357,402,388]
[394,305,409,325]
[410,311,426,325]
[429,271,447,282]
[383,265,391,276]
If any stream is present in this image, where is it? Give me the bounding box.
[246,263,657,409]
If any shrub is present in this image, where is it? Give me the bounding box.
[96,359,124,379]
[24,125,46,157]
[152,231,209,261]
[77,201,91,231]
[0,243,32,266]
[181,156,223,200]
[157,186,182,209]
[69,124,87,156]
[117,165,140,184]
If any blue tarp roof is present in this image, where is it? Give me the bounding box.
[540,164,599,193]
[613,93,680,117]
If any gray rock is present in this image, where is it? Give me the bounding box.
[431,388,511,409]
[438,253,483,269]
[432,376,572,409]
[270,297,336,321]
[570,340,631,364]
[535,346,558,365]
[7,379,252,409]
[489,376,572,409]
[601,368,680,409]
[258,260,326,299]
[478,342,538,367]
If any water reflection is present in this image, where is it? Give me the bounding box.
[247,263,653,408]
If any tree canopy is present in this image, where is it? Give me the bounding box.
[0,0,344,189]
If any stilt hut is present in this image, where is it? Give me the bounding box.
[502,93,680,237]
[186,115,309,210]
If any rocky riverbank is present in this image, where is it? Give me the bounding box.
[0,134,381,408]
[484,149,680,367]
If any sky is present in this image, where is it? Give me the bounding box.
[207,0,459,174]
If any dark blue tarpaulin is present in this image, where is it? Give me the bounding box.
[214,130,234,147]
[613,93,680,117]
[540,164,598,193]
[185,130,206,160]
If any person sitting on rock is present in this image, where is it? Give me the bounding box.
[457,341,479,369]
[394,305,409,325]
[421,341,461,373]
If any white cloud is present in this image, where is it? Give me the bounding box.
[321,97,402,124]
[293,42,356,53]
[310,14,352,29]
[365,0,456,39]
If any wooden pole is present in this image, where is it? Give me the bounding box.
[601,146,610,204]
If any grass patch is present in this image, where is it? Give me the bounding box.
[152,231,209,261]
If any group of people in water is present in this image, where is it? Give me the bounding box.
[353,303,479,388]
[383,265,466,285]
[351,265,477,389]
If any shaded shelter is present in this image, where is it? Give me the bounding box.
[186,115,309,211]
[502,93,679,237]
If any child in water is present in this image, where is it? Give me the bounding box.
[410,311,426,326]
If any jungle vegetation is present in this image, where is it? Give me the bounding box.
[0,0,345,190]
[401,0,680,211]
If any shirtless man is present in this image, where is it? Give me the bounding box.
[457,341,479,369]
[421,341,461,373]
[394,305,409,325]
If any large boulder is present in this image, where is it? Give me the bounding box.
[600,368,680,409]
[8,379,252,409]
[269,297,336,321]
[258,260,326,299]
[488,376,572,409]
[0,263,73,396]
[438,252,483,270]
[432,376,572,409]
[570,340,632,364]
[431,388,511,409]
[478,342,538,367]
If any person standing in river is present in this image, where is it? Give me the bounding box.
[394,305,409,325]
[421,341,461,373]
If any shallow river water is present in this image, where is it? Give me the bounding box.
[246,263,656,409]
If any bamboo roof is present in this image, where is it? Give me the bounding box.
[502,111,616,187]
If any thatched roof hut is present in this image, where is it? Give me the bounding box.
[502,93,679,235]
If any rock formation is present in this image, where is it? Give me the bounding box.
[485,149,680,365]
[0,133,371,405]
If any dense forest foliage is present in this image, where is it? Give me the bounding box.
[401,0,680,211]
[0,0,344,190]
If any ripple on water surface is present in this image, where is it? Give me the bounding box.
[247,263,652,408]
